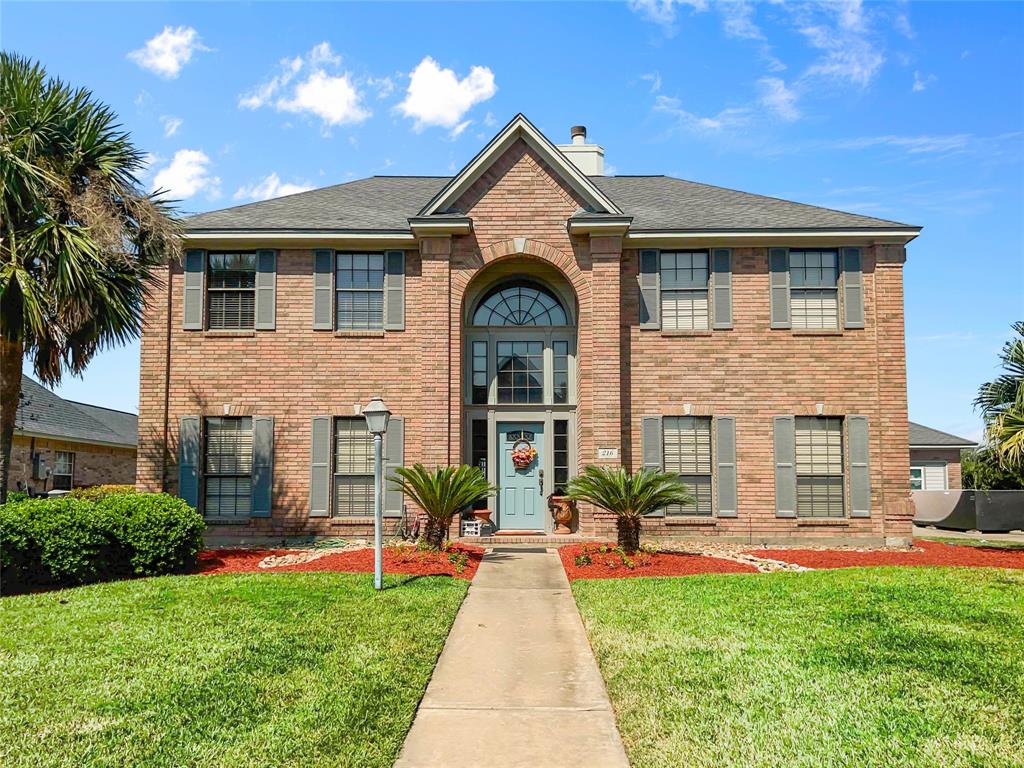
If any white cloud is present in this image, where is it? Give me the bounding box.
[152,149,220,200]
[831,134,972,155]
[912,71,935,93]
[239,43,370,128]
[483,111,498,127]
[234,172,314,201]
[641,71,663,93]
[719,0,763,40]
[654,94,751,132]
[396,56,497,133]
[160,115,183,137]
[128,26,208,79]
[794,1,885,87]
[628,0,707,31]
[367,75,395,99]
[758,77,800,121]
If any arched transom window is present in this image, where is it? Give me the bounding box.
[472,282,568,327]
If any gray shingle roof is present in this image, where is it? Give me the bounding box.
[184,174,916,233]
[16,376,137,448]
[909,421,977,448]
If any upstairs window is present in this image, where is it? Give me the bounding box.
[334,418,374,516]
[336,253,385,330]
[795,416,844,517]
[790,250,839,330]
[207,253,257,330]
[204,417,253,518]
[663,416,713,516]
[661,251,709,331]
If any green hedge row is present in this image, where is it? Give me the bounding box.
[1,493,204,589]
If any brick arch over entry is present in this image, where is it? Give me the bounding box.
[451,237,592,311]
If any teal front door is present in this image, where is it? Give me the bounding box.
[497,421,545,531]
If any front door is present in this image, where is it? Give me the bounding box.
[497,421,545,531]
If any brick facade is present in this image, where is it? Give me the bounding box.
[11,435,136,493]
[139,136,915,545]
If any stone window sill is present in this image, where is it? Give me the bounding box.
[661,330,714,337]
[790,329,844,337]
[203,330,255,338]
[796,518,850,527]
[665,517,718,526]
[333,330,386,338]
[330,517,375,525]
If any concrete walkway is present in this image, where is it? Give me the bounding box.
[395,547,630,768]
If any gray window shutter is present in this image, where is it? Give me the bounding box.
[383,416,405,518]
[384,251,406,331]
[178,416,201,509]
[309,416,331,517]
[842,247,865,329]
[715,416,737,517]
[183,250,206,330]
[769,248,790,329]
[848,415,870,517]
[251,416,274,517]
[638,249,661,330]
[254,250,277,330]
[313,250,334,330]
[641,415,664,517]
[773,415,796,518]
[712,248,733,330]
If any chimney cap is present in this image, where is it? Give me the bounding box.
[570,125,587,139]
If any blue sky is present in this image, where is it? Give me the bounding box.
[7,1,1023,441]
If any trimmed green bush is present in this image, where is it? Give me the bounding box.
[0,493,204,590]
[3,490,29,504]
[68,484,137,501]
[96,493,204,576]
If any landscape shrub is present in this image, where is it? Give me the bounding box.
[2,490,29,504]
[0,493,204,591]
[96,493,204,576]
[68,484,136,501]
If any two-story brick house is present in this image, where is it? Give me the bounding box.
[137,114,920,544]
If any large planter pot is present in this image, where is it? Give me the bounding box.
[550,496,575,534]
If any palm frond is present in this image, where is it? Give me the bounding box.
[565,465,693,520]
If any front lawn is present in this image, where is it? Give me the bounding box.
[1,573,467,768]
[573,567,1024,768]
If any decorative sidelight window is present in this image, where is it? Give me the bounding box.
[207,253,257,330]
[472,282,567,326]
[795,416,844,517]
[204,417,253,518]
[333,418,374,516]
[663,416,713,516]
[790,250,840,330]
[496,341,544,403]
[661,251,710,331]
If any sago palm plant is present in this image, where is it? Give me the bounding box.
[390,464,495,548]
[975,322,1024,470]
[0,53,179,501]
[565,465,693,551]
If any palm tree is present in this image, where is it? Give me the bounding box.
[0,53,179,502]
[565,465,693,551]
[975,322,1024,470]
[390,464,495,548]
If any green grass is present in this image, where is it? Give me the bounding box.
[1,573,467,768]
[916,534,1024,550]
[573,568,1024,768]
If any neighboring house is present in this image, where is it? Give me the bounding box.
[909,421,978,491]
[138,114,921,544]
[13,376,138,493]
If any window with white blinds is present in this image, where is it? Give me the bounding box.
[207,253,257,330]
[336,253,385,330]
[661,251,710,331]
[911,463,948,491]
[663,416,713,516]
[790,250,839,330]
[795,416,844,517]
[204,417,253,518]
[334,418,374,516]
[53,451,74,491]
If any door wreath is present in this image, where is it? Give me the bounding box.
[511,440,538,469]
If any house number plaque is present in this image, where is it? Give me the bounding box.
[597,447,620,459]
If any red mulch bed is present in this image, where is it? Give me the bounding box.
[196,544,485,580]
[751,539,1024,570]
[559,543,757,581]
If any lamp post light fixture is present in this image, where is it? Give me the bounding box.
[362,396,391,591]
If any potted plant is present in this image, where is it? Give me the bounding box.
[565,466,693,551]
[548,491,576,534]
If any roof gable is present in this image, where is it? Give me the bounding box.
[418,114,622,217]
[908,421,978,448]
[16,376,137,447]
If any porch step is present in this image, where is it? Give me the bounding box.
[458,534,592,545]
